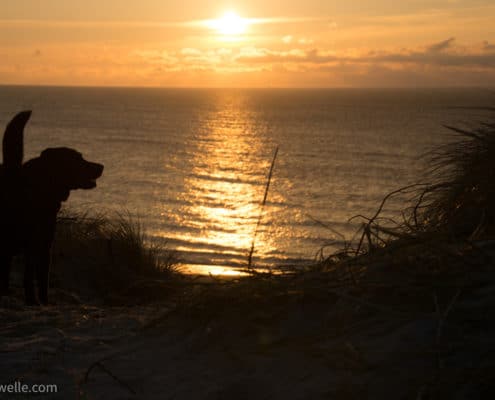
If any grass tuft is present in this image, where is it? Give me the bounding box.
[415,119,495,238]
[50,209,179,304]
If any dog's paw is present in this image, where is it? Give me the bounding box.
[39,294,50,306]
[0,295,10,307]
[0,296,24,309]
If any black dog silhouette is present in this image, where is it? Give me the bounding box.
[0,111,103,305]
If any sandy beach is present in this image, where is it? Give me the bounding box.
[2,248,494,400]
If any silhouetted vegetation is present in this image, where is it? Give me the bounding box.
[313,113,495,261]
[50,210,179,304]
[417,119,495,238]
[153,113,495,399]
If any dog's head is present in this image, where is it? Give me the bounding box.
[3,111,104,207]
[39,147,104,193]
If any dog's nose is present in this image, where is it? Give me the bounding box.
[91,163,104,178]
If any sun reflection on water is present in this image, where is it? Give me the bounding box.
[180,264,250,276]
[164,93,282,274]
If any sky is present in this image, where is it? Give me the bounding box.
[1,0,495,87]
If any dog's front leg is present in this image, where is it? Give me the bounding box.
[24,253,39,305]
[0,253,13,296]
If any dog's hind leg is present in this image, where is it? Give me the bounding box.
[24,253,39,305]
[0,253,12,296]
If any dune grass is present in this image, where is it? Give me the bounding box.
[309,114,495,265]
[45,112,495,313]
[414,120,495,239]
[50,210,179,303]
[175,113,495,313]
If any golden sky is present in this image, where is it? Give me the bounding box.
[1,1,495,87]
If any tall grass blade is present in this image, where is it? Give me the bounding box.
[248,146,279,269]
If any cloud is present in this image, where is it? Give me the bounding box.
[298,38,314,45]
[362,47,495,68]
[235,47,316,63]
[483,41,495,51]
[133,50,179,66]
[129,38,495,84]
[0,16,326,32]
[233,40,495,69]
[4,37,495,87]
[181,48,202,56]
[427,37,455,53]
[281,36,314,45]
[0,19,189,29]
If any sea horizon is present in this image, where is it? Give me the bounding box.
[2,83,494,90]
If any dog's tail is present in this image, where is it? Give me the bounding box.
[3,111,31,171]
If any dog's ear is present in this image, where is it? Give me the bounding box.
[3,110,31,171]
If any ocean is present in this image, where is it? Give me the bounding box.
[0,86,493,274]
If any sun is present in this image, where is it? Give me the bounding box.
[210,11,248,35]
